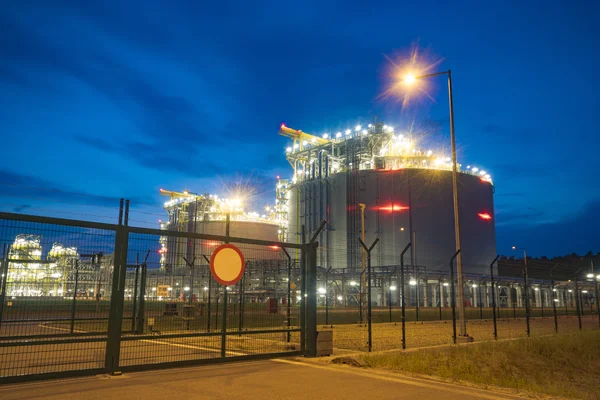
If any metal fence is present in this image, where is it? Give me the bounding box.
[0,210,316,383]
[1,209,598,382]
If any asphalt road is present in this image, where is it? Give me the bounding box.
[0,358,524,400]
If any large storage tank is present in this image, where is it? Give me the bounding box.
[283,123,496,275]
[160,192,281,271]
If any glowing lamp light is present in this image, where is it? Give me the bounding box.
[280,123,286,129]
[268,245,280,250]
[355,125,361,131]
[336,132,342,138]
[337,296,343,301]
[390,286,397,291]
[323,133,329,139]
[443,282,449,287]
[345,129,351,135]
[409,279,417,286]
[318,287,326,294]
[478,213,492,220]
[586,273,594,278]
[349,281,358,287]
[404,74,417,85]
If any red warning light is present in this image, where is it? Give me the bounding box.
[374,205,410,212]
[268,245,280,250]
[478,213,492,220]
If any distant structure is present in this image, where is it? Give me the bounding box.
[159,189,280,271]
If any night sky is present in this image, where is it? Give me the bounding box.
[1,1,598,257]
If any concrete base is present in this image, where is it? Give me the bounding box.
[456,335,474,343]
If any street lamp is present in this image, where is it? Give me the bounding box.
[403,69,467,337]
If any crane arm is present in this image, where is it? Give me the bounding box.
[278,124,330,145]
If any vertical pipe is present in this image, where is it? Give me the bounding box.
[287,255,291,342]
[319,151,323,267]
[300,226,306,353]
[70,260,79,334]
[325,156,330,270]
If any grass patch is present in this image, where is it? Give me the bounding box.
[361,330,600,399]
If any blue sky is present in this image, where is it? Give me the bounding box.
[0,1,598,256]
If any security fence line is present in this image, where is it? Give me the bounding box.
[0,209,318,383]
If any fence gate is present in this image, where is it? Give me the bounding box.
[0,212,315,383]
[113,226,306,373]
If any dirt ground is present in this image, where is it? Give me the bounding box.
[325,314,599,352]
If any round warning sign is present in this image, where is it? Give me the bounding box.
[209,244,245,286]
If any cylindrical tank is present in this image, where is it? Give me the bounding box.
[288,168,496,274]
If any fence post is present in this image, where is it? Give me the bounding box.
[280,248,292,342]
[523,266,530,337]
[135,251,149,334]
[0,251,9,331]
[105,200,128,374]
[490,255,499,340]
[551,281,558,333]
[305,242,318,356]
[221,285,228,358]
[358,238,379,353]
[131,258,139,333]
[305,220,326,357]
[202,255,212,332]
[400,243,411,350]
[575,279,582,330]
[70,260,79,334]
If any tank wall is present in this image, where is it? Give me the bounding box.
[289,168,496,274]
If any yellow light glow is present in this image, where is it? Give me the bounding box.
[404,74,417,84]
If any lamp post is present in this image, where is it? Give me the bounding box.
[403,70,467,338]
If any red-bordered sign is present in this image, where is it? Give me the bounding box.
[209,244,245,286]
